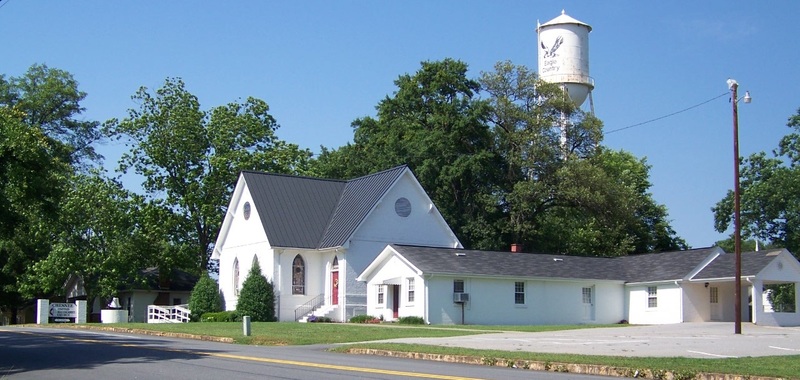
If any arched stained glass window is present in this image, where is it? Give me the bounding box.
[292,255,305,295]
[233,258,240,296]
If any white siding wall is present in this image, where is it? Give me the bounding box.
[627,283,683,324]
[363,255,425,321]
[349,173,459,316]
[681,283,711,322]
[218,182,272,311]
[425,276,625,325]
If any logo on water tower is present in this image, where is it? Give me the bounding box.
[541,35,563,58]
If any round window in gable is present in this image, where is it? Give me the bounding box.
[243,202,251,220]
[395,197,411,217]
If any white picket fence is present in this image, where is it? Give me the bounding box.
[147,304,191,323]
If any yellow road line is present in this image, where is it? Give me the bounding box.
[7,330,484,380]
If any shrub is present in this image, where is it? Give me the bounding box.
[201,311,240,322]
[235,261,276,322]
[188,273,222,321]
[308,316,332,323]
[349,314,378,323]
[397,316,425,325]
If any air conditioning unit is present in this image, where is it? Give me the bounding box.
[453,292,470,303]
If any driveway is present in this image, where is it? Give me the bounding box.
[382,322,800,358]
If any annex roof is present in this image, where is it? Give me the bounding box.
[243,165,407,249]
[693,249,784,280]
[388,245,627,281]
[385,245,737,284]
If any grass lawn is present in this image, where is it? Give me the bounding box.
[84,322,799,379]
[332,343,800,379]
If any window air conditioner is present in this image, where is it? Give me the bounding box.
[453,292,470,303]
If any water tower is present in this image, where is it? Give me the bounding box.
[537,10,594,111]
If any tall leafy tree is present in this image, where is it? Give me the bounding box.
[480,61,683,256]
[105,78,312,274]
[0,64,96,321]
[713,107,800,254]
[20,172,163,313]
[313,59,506,249]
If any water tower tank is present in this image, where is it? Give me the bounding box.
[537,10,593,107]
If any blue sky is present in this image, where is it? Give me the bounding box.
[3,1,798,249]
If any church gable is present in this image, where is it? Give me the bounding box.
[350,170,460,248]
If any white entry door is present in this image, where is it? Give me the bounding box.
[582,287,595,321]
[710,286,721,321]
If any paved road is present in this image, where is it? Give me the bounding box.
[0,327,610,380]
[383,322,800,359]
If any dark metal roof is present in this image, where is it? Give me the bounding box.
[243,165,407,249]
[694,249,782,280]
[319,166,407,247]
[390,245,628,281]
[388,245,739,284]
[243,171,345,248]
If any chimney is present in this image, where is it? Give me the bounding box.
[511,244,522,253]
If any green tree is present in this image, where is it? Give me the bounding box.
[313,59,506,250]
[713,107,800,253]
[0,65,89,320]
[105,78,312,274]
[480,62,683,256]
[20,172,158,313]
[236,261,275,322]
[188,273,222,321]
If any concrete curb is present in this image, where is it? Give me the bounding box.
[346,348,791,380]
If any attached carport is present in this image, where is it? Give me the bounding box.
[692,249,800,327]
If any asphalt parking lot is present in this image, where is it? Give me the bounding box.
[383,322,800,358]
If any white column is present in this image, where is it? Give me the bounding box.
[75,300,87,324]
[36,299,49,324]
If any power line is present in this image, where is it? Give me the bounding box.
[0,0,12,11]
[605,91,730,135]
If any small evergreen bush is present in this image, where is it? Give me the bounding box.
[397,316,425,325]
[188,273,222,321]
[235,261,276,322]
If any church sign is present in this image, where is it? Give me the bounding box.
[49,302,77,323]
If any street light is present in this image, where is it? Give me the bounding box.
[727,78,750,335]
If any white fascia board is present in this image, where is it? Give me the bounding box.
[212,173,247,260]
[685,246,726,280]
[625,279,683,287]
[428,272,625,284]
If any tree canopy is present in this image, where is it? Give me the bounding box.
[313,60,685,255]
[714,107,800,254]
[105,78,313,274]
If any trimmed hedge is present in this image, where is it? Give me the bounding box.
[201,311,240,322]
[398,316,425,325]
[349,314,379,323]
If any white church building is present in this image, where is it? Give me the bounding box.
[214,166,800,326]
[212,165,461,322]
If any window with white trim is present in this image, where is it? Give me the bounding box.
[292,255,305,295]
[233,258,240,296]
[514,281,525,304]
[377,285,385,304]
[407,278,415,303]
[647,286,658,308]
